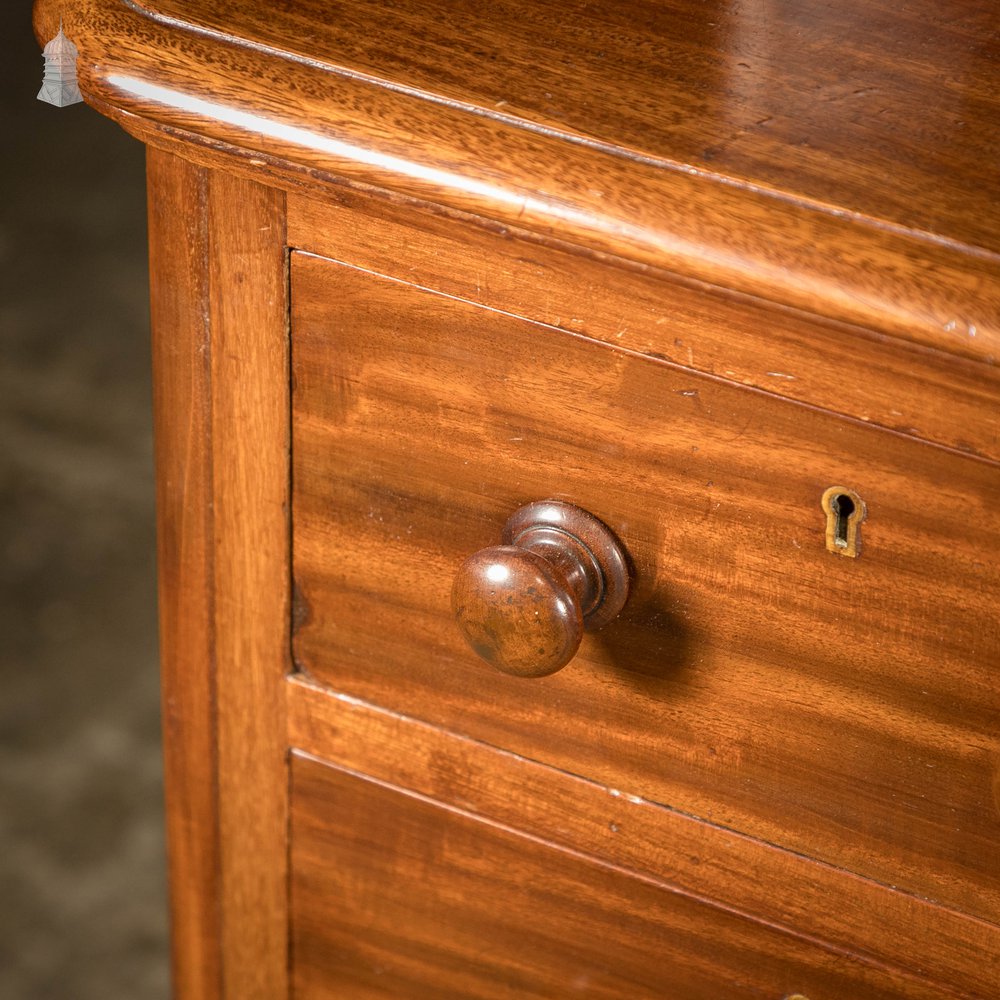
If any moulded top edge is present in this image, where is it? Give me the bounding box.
[33,0,1000,366]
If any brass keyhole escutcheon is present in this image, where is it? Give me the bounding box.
[821,486,866,557]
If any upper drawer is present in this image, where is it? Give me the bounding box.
[290,251,1000,924]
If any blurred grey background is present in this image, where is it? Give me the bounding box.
[1,5,170,997]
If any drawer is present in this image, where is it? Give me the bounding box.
[290,749,955,1000]
[290,252,1000,923]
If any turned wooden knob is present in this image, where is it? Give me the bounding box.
[451,501,630,677]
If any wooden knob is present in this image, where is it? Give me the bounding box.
[452,501,630,677]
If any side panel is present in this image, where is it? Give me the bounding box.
[148,147,290,1000]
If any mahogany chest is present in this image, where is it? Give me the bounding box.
[35,1,1000,996]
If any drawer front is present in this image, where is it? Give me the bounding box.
[290,252,1000,922]
[290,750,953,1000]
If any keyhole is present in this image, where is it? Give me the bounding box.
[821,487,866,558]
[831,493,854,548]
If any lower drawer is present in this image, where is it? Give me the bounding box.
[290,749,956,1000]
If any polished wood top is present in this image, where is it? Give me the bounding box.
[35,0,1000,363]
[135,0,1000,257]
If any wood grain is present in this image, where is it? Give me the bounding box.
[290,747,966,1000]
[33,0,1000,365]
[149,149,291,1000]
[289,191,1000,464]
[40,3,1000,994]
[207,170,290,1000]
[147,147,220,1000]
[288,677,1000,1000]
[136,0,1000,259]
[290,252,1000,924]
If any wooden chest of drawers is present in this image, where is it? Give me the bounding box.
[36,0,1000,996]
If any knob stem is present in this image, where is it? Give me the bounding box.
[514,525,604,619]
